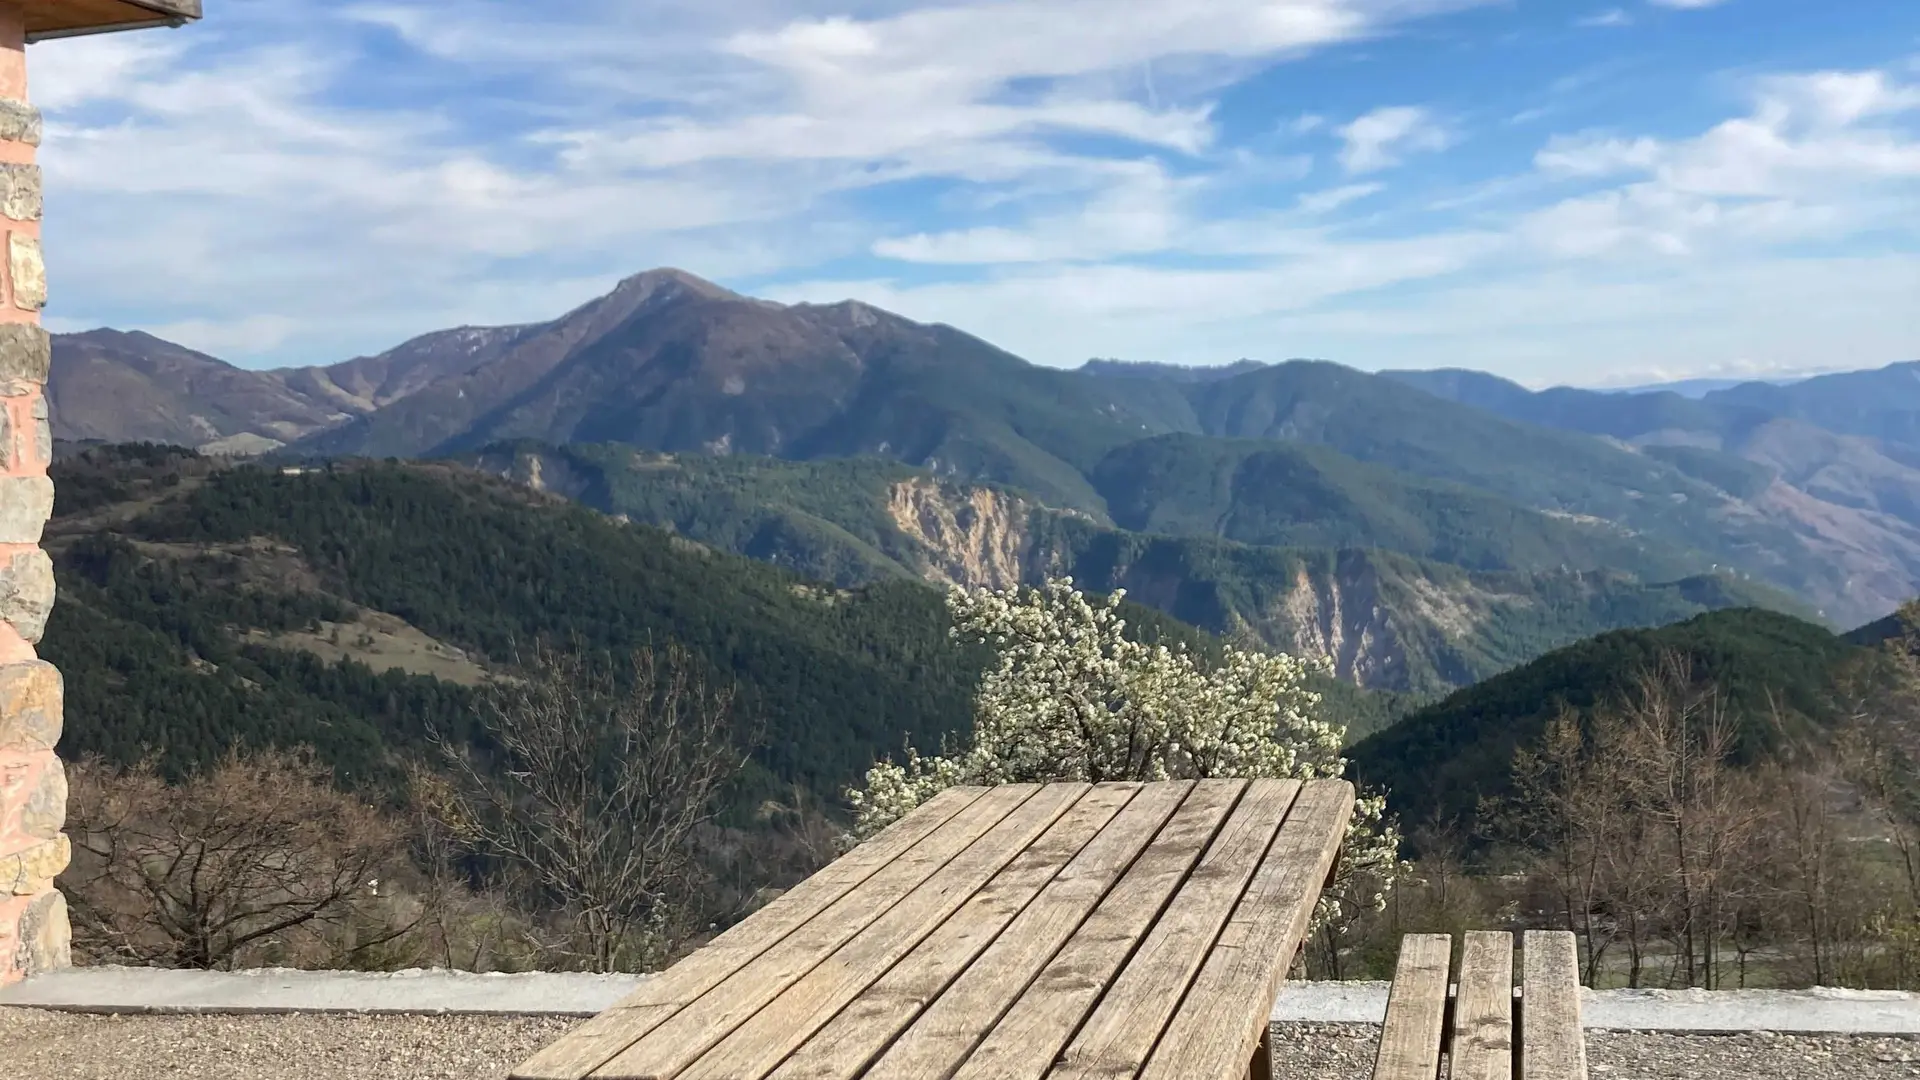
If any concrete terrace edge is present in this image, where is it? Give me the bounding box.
[6,969,1920,1035]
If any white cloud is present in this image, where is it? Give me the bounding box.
[1535,134,1662,178]
[872,161,1192,264]
[1520,67,1920,265]
[1336,105,1453,173]
[1646,0,1730,9]
[1576,9,1632,28]
[1295,182,1383,214]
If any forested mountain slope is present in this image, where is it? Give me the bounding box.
[47,446,1409,801]
[43,447,978,801]
[459,442,1797,695]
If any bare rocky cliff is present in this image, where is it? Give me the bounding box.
[878,477,1457,687]
[883,478,1040,593]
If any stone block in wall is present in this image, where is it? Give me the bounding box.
[0,833,68,894]
[19,889,67,974]
[0,165,40,222]
[9,753,63,841]
[0,99,41,147]
[0,889,68,981]
[0,323,47,393]
[0,394,50,471]
[0,661,60,752]
[29,394,46,467]
[0,475,53,544]
[8,233,43,311]
[0,547,52,644]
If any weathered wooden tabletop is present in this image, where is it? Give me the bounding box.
[513,777,1354,1080]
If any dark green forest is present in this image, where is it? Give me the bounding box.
[47,449,979,803]
[1348,606,1870,835]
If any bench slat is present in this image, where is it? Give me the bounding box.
[1369,934,1451,1080]
[942,779,1248,1080]
[1452,931,1514,1080]
[1520,930,1587,1080]
[511,785,990,1080]
[850,782,1192,1080]
[1052,779,1303,1079]
[1137,780,1356,1080]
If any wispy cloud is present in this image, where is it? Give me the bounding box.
[1576,9,1632,28]
[1336,105,1454,173]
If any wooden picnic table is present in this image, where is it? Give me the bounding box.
[514,777,1353,1080]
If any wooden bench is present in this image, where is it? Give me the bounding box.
[511,778,1353,1080]
[1370,930,1588,1080]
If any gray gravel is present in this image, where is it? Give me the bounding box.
[1263,1023,1920,1079]
[0,1007,575,1079]
[9,1009,1920,1078]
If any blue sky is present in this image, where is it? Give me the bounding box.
[30,0,1920,387]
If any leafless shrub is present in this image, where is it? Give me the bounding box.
[61,748,414,970]
[421,640,749,973]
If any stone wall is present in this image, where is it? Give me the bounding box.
[0,5,66,986]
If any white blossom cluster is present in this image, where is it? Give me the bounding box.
[847,579,1400,913]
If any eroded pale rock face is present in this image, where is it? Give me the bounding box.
[886,478,1035,594]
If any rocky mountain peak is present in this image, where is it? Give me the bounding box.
[608,267,740,306]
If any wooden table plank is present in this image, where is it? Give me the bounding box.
[767,783,1147,1080]
[1452,931,1514,1080]
[1521,931,1587,1080]
[565,784,1036,1080]
[665,783,1097,1080]
[944,778,1250,1080]
[1366,933,1451,1080]
[1050,779,1302,1080]
[586,783,1044,1080]
[855,782,1192,1080]
[1141,781,1358,1080]
[513,786,991,1080]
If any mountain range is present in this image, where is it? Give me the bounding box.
[46,268,1920,640]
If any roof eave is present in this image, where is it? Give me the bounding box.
[26,16,188,42]
[23,1,203,43]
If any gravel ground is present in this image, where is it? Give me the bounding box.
[8,1009,1920,1079]
[0,1008,575,1079]
[1265,1023,1920,1079]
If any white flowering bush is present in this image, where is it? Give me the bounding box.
[848,578,1401,924]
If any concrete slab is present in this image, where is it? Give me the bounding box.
[5,968,1920,1034]
[1584,986,1920,1035]
[1268,980,1920,1035]
[0,967,649,1016]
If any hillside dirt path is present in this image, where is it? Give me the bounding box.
[7,1010,1920,1079]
